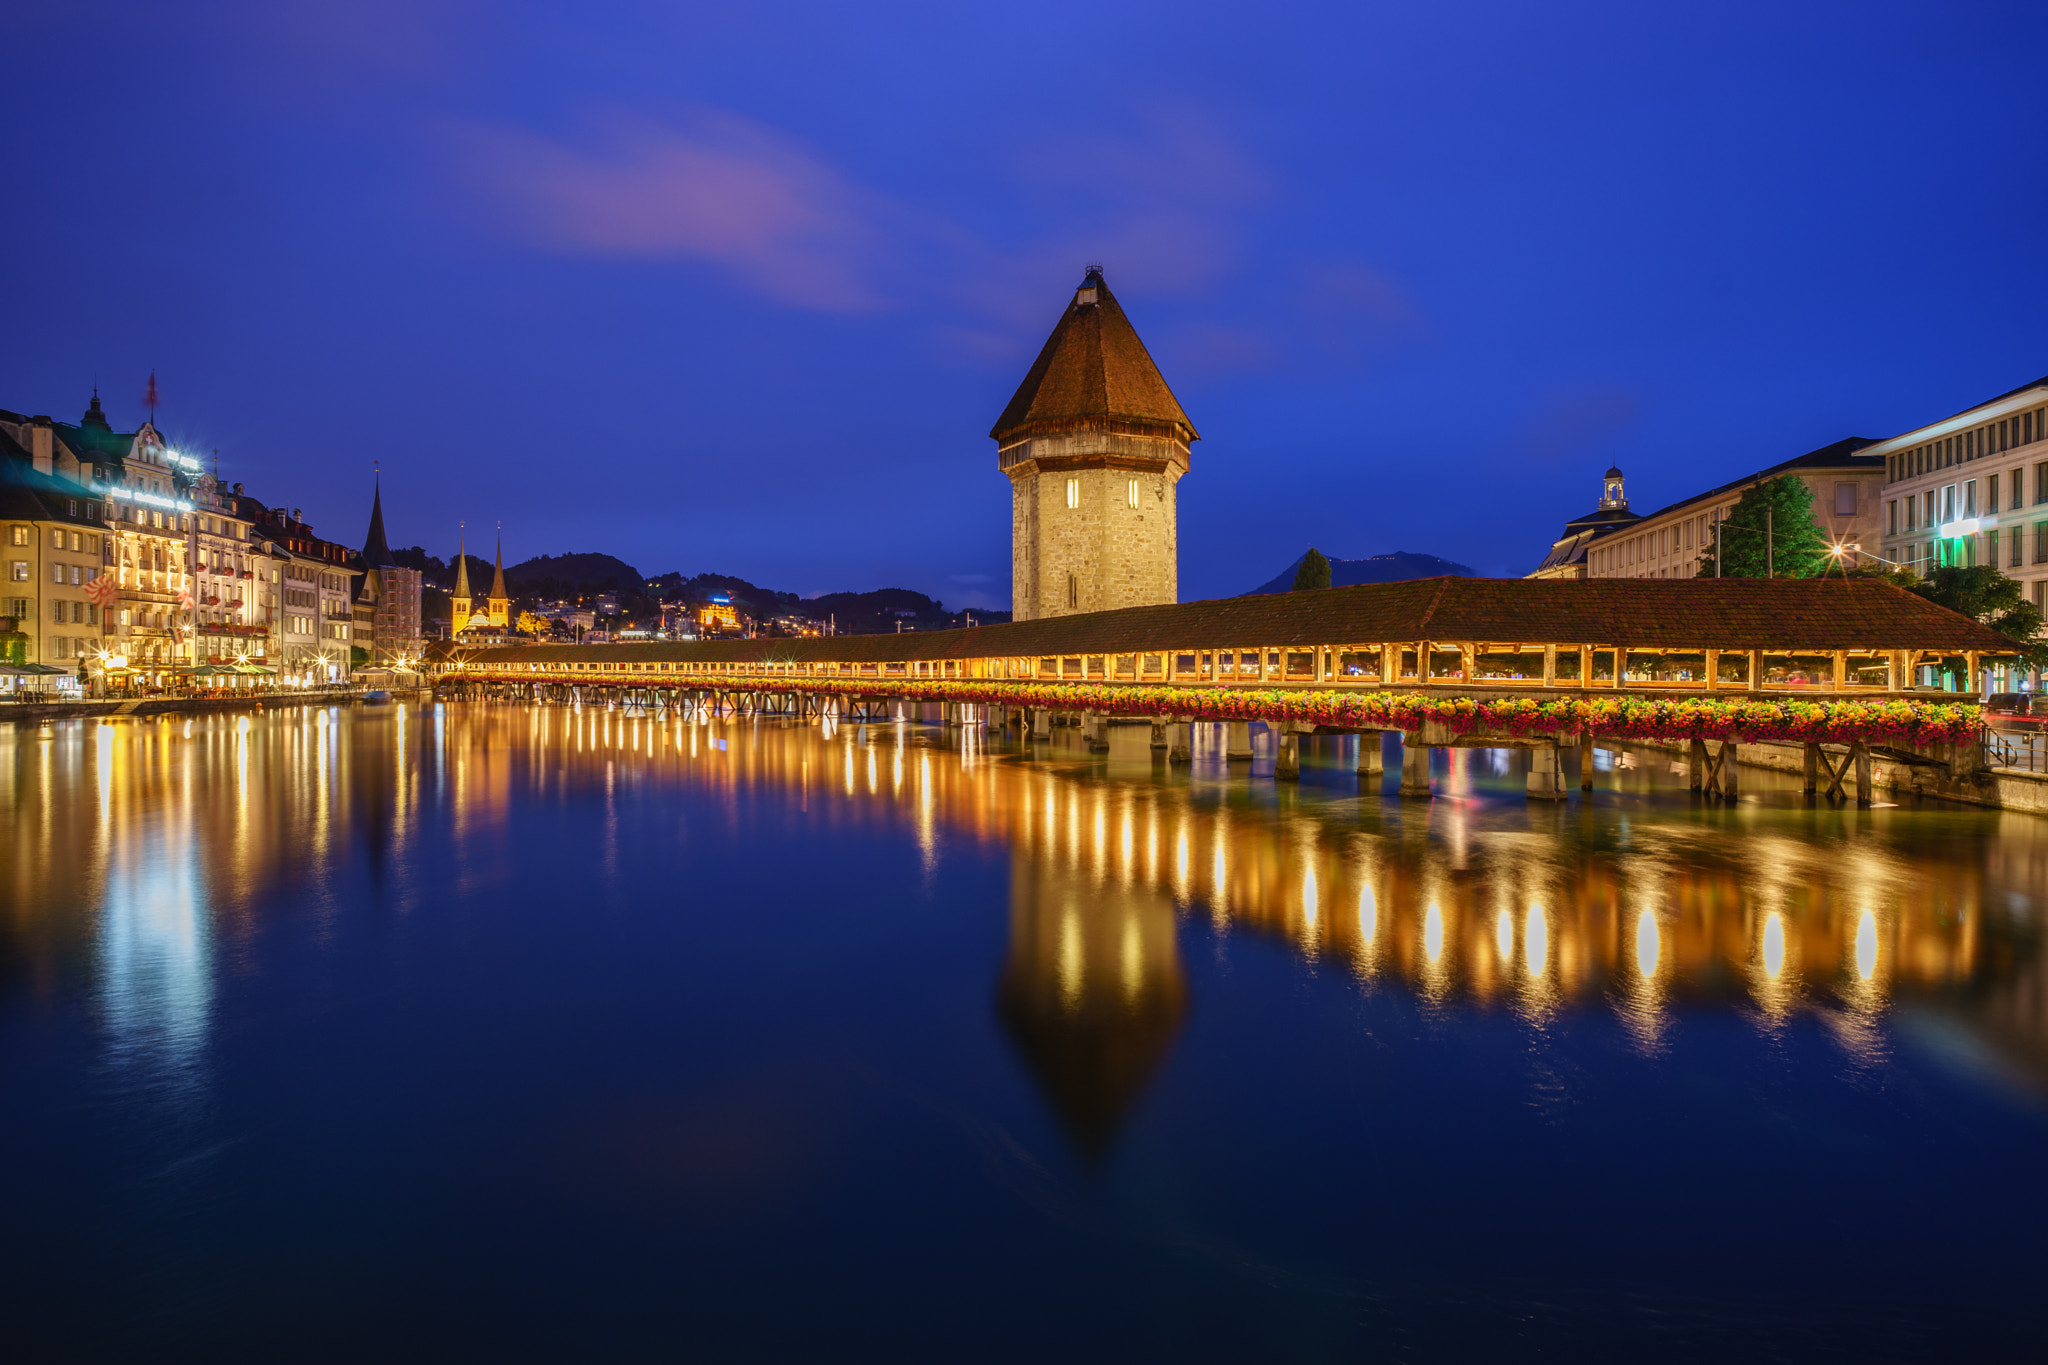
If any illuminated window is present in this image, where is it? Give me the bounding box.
[1127,479,1139,507]
[1066,478,1079,509]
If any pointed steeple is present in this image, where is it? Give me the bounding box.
[489,534,508,602]
[363,477,395,567]
[990,267,1197,445]
[452,534,470,598]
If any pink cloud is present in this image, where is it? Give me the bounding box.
[446,110,889,312]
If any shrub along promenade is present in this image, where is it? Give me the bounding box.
[437,577,2014,802]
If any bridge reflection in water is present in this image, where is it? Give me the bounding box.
[466,697,2047,1149]
[7,700,2041,1162]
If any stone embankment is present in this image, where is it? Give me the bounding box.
[0,688,427,726]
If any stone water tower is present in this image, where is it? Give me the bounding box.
[991,268,1198,622]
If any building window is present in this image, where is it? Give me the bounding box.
[1066,478,1079,509]
[2038,523,2048,565]
[1886,500,1897,534]
[1127,478,1139,508]
[2013,528,2025,568]
[51,529,63,549]
[1989,474,2001,512]
[1987,529,1999,566]
[9,526,25,546]
[1066,572,1078,608]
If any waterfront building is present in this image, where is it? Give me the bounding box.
[0,424,110,672]
[188,475,273,663]
[245,503,362,681]
[15,393,201,678]
[993,268,1197,622]
[1528,467,1643,580]
[1875,374,2048,607]
[357,482,423,663]
[1531,439,1884,580]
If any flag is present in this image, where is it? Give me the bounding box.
[143,371,159,419]
[176,589,194,613]
[87,573,118,607]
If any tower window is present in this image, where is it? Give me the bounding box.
[1067,572,1078,608]
[1066,478,1079,509]
[1127,479,1139,507]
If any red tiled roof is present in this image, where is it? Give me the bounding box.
[990,270,1196,444]
[451,576,2014,667]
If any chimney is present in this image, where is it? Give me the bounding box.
[28,418,53,476]
[233,482,244,496]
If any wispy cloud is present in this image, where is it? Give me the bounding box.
[441,100,1426,382]
[446,109,889,312]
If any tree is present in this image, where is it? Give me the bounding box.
[1692,476,1832,579]
[1902,564,2048,667]
[1292,547,1333,591]
[516,610,547,636]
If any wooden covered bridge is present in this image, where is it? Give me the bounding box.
[434,576,2010,803]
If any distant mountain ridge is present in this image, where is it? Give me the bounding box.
[1249,550,1475,595]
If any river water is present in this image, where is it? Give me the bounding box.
[3,702,2045,1360]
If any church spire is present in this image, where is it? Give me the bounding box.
[452,532,470,598]
[363,474,394,567]
[489,533,508,602]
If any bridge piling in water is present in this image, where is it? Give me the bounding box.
[1357,732,1384,779]
[1399,740,1432,797]
[1527,743,1565,800]
[1225,721,1253,763]
[1274,725,1300,781]
[1168,721,1191,765]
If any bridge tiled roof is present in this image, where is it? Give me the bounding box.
[449,576,2014,667]
[990,270,1196,444]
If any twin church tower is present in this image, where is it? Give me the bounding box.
[991,268,1197,622]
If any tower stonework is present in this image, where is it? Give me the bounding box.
[991,269,1198,622]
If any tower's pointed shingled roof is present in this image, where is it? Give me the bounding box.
[990,269,1197,444]
[452,534,470,598]
[362,480,395,567]
[489,536,508,601]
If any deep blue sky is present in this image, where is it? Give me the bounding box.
[4,2,2045,607]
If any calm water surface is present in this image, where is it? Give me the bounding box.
[4,703,2046,1361]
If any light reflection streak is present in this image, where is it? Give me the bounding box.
[16,699,2038,1147]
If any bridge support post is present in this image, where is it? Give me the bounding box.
[1084,711,1110,753]
[1168,721,1191,765]
[1149,721,1168,753]
[1225,721,1254,762]
[1398,737,1432,797]
[1803,742,1819,795]
[1719,741,1739,800]
[1526,743,1565,800]
[1852,740,1873,805]
[1357,731,1384,779]
[1032,707,1051,740]
[1581,728,1595,790]
[1274,725,1300,781]
[1692,737,1710,792]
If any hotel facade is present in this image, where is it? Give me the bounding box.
[1874,375,2048,611]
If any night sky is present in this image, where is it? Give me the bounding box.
[4,2,2045,608]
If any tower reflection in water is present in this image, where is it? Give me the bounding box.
[3,703,2045,1160]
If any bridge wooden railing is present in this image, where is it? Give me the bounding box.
[435,670,1982,749]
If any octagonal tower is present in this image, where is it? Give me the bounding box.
[991,269,1198,622]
